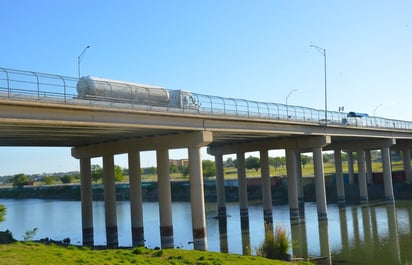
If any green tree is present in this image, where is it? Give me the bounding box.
[114,165,124,182]
[0,204,6,223]
[169,164,179,174]
[246,156,260,172]
[43,176,53,185]
[224,157,235,168]
[91,164,103,183]
[61,175,75,184]
[300,155,312,168]
[12,174,29,188]
[202,160,216,178]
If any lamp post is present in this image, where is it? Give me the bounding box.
[310,44,327,126]
[373,104,383,116]
[78,45,90,79]
[286,89,298,119]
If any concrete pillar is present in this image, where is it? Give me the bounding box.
[260,149,273,224]
[157,148,174,248]
[334,149,346,206]
[103,154,118,248]
[365,150,373,184]
[218,218,228,253]
[128,151,144,247]
[382,146,394,202]
[236,152,249,224]
[313,147,328,220]
[286,149,299,221]
[357,149,368,204]
[188,147,208,251]
[215,154,226,218]
[80,157,94,247]
[402,148,412,182]
[347,151,355,184]
[296,152,305,218]
[318,221,332,265]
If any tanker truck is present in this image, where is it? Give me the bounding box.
[77,76,198,109]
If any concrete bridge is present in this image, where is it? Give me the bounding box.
[1,67,412,250]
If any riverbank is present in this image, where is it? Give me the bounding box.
[0,241,315,265]
[1,174,412,203]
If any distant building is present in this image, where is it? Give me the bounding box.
[169,159,189,167]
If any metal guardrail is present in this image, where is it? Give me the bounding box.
[1,66,412,130]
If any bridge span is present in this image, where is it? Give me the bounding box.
[1,67,412,250]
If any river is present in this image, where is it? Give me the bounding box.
[0,198,411,264]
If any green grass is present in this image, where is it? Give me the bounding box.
[0,242,314,265]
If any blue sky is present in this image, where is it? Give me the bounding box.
[1,1,411,175]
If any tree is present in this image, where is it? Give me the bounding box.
[169,164,179,174]
[12,174,29,188]
[246,156,260,172]
[114,165,124,182]
[300,155,312,168]
[91,164,103,183]
[224,157,235,168]
[0,204,6,223]
[43,176,53,185]
[61,175,75,184]
[202,160,216,178]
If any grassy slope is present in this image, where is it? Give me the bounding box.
[0,242,313,265]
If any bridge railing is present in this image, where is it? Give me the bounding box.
[1,67,412,131]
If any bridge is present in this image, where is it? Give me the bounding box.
[1,67,412,250]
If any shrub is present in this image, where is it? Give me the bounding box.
[256,223,290,260]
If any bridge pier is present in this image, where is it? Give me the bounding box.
[296,152,305,219]
[260,149,273,224]
[236,152,249,228]
[334,149,346,206]
[157,148,174,249]
[128,151,144,246]
[347,151,355,185]
[188,146,208,250]
[103,154,119,248]
[286,148,299,222]
[382,146,394,202]
[214,154,226,218]
[313,146,328,220]
[357,149,369,204]
[365,150,373,184]
[80,158,94,247]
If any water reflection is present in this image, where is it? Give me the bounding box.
[1,199,412,264]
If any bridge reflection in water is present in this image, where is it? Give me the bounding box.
[213,201,409,265]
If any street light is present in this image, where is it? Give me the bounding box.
[286,89,298,118]
[78,45,90,78]
[310,44,327,126]
[373,104,383,116]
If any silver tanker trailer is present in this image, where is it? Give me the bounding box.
[77,76,198,109]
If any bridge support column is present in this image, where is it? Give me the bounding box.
[347,151,355,185]
[365,150,373,184]
[402,148,412,182]
[382,146,394,202]
[313,147,327,220]
[286,148,299,222]
[215,154,226,218]
[334,149,345,206]
[103,154,118,248]
[80,157,94,247]
[357,149,368,204]
[129,151,144,246]
[236,152,249,228]
[157,148,174,249]
[296,152,305,218]
[189,147,208,250]
[260,149,273,224]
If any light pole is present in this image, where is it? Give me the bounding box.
[310,44,327,126]
[286,89,298,118]
[373,104,383,116]
[78,45,90,78]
